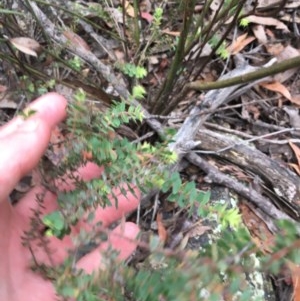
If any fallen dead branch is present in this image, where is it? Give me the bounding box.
[187,54,300,91]
[192,129,300,221]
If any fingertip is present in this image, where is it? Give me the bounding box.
[76,222,140,274]
[89,186,140,227]
[109,222,140,259]
[0,92,67,139]
[0,119,52,198]
[28,92,67,128]
[0,93,67,198]
[55,162,104,191]
[77,162,104,182]
[15,185,58,223]
[113,185,141,212]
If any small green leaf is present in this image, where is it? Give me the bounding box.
[167,172,182,194]
[132,85,146,100]
[60,285,76,297]
[240,17,249,27]
[135,66,147,79]
[19,109,37,120]
[43,211,65,231]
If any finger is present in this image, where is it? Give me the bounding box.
[17,167,139,229]
[14,186,72,266]
[15,166,139,265]
[17,185,140,266]
[55,162,103,192]
[20,220,139,267]
[77,184,141,230]
[76,222,140,274]
[14,186,58,223]
[0,92,67,139]
[0,93,67,199]
[0,120,53,199]
[15,162,103,221]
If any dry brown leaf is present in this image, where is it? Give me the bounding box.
[10,37,42,57]
[273,45,300,83]
[288,163,300,176]
[124,0,135,17]
[81,150,93,161]
[239,202,275,254]
[265,28,276,38]
[113,49,125,62]
[0,97,17,109]
[291,96,300,107]
[290,94,300,107]
[162,29,181,37]
[148,56,159,65]
[282,13,300,25]
[283,106,300,127]
[157,213,168,244]
[47,126,67,166]
[179,234,190,249]
[265,43,285,56]
[246,15,289,31]
[186,222,211,238]
[260,81,292,101]
[288,141,300,168]
[63,30,90,51]
[246,104,260,120]
[187,43,212,60]
[227,33,255,55]
[0,85,11,110]
[252,25,267,44]
[81,68,90,78]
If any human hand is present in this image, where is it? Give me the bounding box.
[0,93,140,301]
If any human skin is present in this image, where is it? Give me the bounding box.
[0,93,140,301]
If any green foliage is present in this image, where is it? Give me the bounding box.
[43,211,69,238]
[132,85,146,100]
[213,204,242,230]
[209,36,230,60]
[152,7,163,28]
[116,63,147,79]
[14,1,299,300]
[239,17,249,27]
[50,251,125,301]
[124,226,269,301]
[36,87,286,299]
[33,88,243,300]
[68,55,83,71]
[20,75,56,96]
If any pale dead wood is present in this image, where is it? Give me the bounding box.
[170,57,276,157]
[193,129,300,221]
